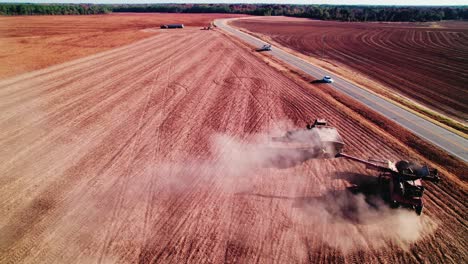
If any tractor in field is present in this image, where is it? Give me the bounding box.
[272,119,344,158]
[335,152,440,215]
[202,23,213,30]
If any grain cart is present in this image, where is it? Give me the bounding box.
[272,119,344,158]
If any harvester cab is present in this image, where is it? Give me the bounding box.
[395,160,440,182]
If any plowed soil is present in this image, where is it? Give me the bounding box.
[232,17,468,120]
[0,28,466,263]
[0,13,244,79]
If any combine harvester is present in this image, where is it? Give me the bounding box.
[276,119,440,215]
[336,152,440,215]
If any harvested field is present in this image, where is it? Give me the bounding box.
[0,28,466,263]
[232,17,468,121]
[0,13,244,79]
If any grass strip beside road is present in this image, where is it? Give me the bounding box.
[230,22,468,138]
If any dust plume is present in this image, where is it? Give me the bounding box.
[293,191,438,253]
[206,129,438,253]
[151,123,438,254]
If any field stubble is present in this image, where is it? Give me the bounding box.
[0,13,245,79]
[233,17,468,122]
[0,25,466,263]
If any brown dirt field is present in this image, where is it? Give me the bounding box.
[0,28,466,263]
[0,13,245,79]
[241,40,468,180]
[232,17,468,121]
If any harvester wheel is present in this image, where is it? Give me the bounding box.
[415,205,423,215]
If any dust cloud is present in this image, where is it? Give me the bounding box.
[209,131,437,253]
[155,123,438,254]
[294,191,438,253]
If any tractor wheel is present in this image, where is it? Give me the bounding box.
[415,205,423,215]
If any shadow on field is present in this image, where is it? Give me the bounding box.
[237,189,380,224]
[310,79,326,84]
[334,171,380,196]
[236,173,383,224]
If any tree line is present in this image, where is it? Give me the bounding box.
[1,3,467,22]
[0,4,111,15]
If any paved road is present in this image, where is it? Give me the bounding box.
[215,18,468,163]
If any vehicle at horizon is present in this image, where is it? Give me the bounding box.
[160,24,184,29]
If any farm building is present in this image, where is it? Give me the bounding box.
[160,24,184,29]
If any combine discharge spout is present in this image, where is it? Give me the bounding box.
[335,152,394,173]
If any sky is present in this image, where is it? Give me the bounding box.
[3,0,467,5]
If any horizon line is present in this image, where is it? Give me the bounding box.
[1,2,467,6]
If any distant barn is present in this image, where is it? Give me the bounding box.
[160,24,184,29]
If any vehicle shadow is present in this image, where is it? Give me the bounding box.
[236,189,378,224]
[236,172,383,223]
[334,171,380,196]
[335,171,392,203]
[311,79,326,84]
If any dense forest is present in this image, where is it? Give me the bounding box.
[1,3,467,22]
[0,4,111,15]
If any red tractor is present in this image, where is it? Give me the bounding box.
[336,152,440,215]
